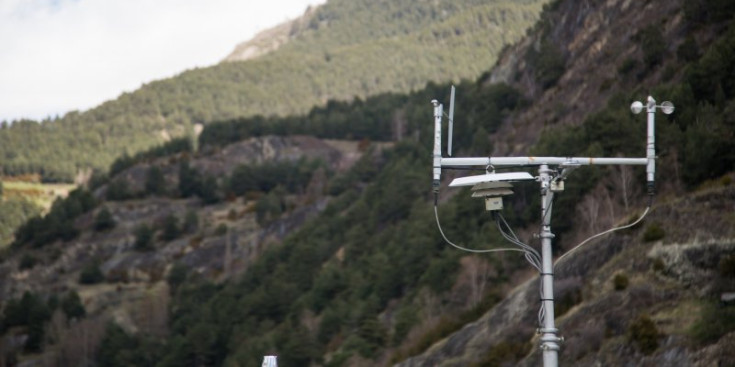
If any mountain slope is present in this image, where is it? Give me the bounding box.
[0,0,546,182]
[1,0,735,366]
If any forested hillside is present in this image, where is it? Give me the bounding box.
[0,0,545,182]
[1,0,735,366]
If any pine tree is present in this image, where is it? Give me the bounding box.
[94,207,116,231]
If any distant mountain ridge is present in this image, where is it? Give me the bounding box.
[0,0,546,182]
[223,5,317,62]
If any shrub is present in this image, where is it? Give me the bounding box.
[215,223,228,236]
[178,161,201,198]
[18,253,37,270]
[677,36,699,62]
[391,294,501,364]
[643,223,665,242]
[554,278,583,317]
[61,291,86,320]
[167,263,189,293]
[94,207,116,231]
[527,39,566,89]
[613,273,629,291]
[690,302,735,345]
[392,305,419,346]
[134,224,154,251]
[721,176,733,186]
[198,175,220,204]
[652,258,665,272]
[106,178,133,201]
[627,314,659,355]
[160,214,180,242]
[720,254,735,277]
[618,57,638,75]
[145,165,167,196]
[637,25,665,70]
[2,292,51,353]
[79,262,105,284]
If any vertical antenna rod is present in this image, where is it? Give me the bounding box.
[448,85,456,156]
[432,100,443,194]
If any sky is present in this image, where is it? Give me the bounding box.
[0,0,326,122]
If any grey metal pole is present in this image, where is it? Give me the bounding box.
[262,355,277,367]
[432,100,443,193]
[539,164,560,367]
[645,96,656,195]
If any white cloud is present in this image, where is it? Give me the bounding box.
[0,0,325,121]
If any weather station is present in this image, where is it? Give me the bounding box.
[431,88,674,367]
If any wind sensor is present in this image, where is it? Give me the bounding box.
[430,88,673,367]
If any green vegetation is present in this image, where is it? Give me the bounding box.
[79,261,105,284]
[106,178,134,201]
[160,214,181,242]
[60,291,86,321]
[690,302,735,346]
[167,263,190,293]
[0,179,72,248]
[94,207,116,232]
[0,198,39,248]
[554,286,583,317]
[133,224,154,251]
[0,292,52,353]
[651,258,665,273]
[18,253,37,270]
[226,159,324,197]
[613,273,630,291]
[145,165,167,196]
[636,25,666,71]
[643,223,665,242]
[392,294,502,363]
[96,323,164,366]
[720,254,735,278]
[627,314,659,355]
[11,188,96,249]
[527,38,566,89]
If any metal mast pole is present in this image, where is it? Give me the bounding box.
[430,89,671,367]
[538,164,560,367]
[646,96,656,196]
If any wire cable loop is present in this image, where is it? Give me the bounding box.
[434,205,529,254]
[554,206,651,269]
